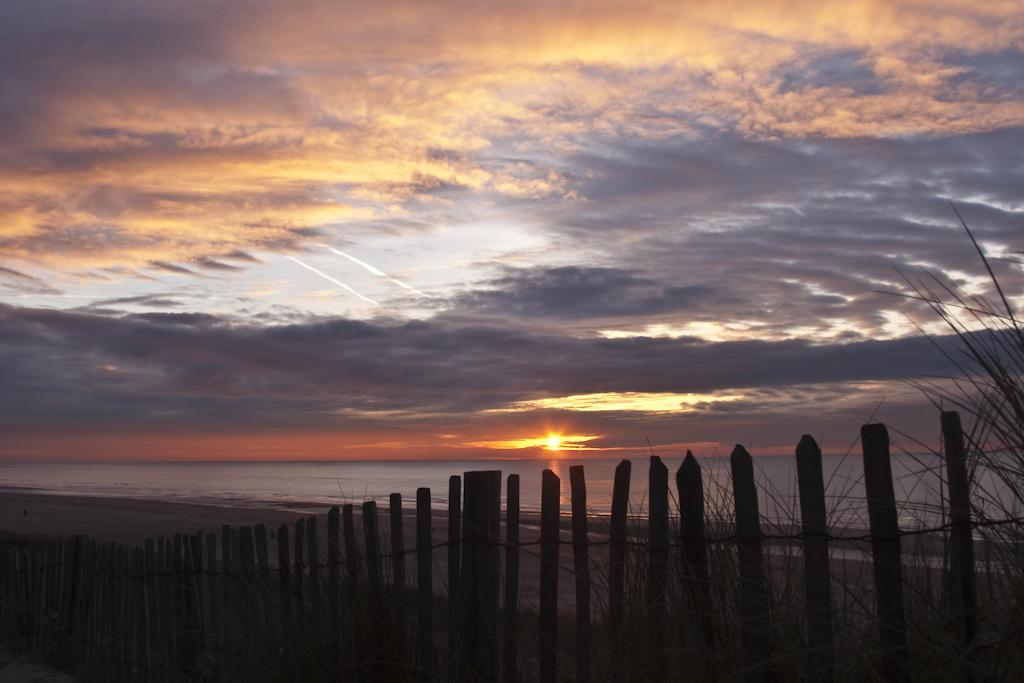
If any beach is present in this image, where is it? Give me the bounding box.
[0,487,896,613]
[0,490,309,546]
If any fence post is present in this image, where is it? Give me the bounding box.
[416,487,434,681]
[173,534,185,671]
[677,451,713,654]
[187,531,204,668]
[540,469,560,683]
[569,466,592,683]
[390,493,406,631]
[609,460,631,651]
[220,525,233,649]
[306,516,320,627]
[342,505,358,651]
[85,540,97,668]
[364,502,383,604]
[942,410,978,673]
[254,524,270,651]
[239,525,256,650]
[163,538,177,672]
[328,505,341,660]
[132,546,145,678]
[795,435,834,681]
[204,533,218,661]
[65,535,83,638]
[648,455,669,679]
[254,524,270,582]
[461,471,502,680]
[277,524,291,621]
[731,444,771,682]
[239,525,256,578]
[294,518,306,617]
[448,475,462,671]
[503,474,520,683]
[143,538,158,675]
[861,423,908,682]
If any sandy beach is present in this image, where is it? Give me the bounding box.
[0,488,894,613]
[0,490,311,546]
[0,489,568,609]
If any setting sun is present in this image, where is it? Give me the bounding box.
[464,434,600,451]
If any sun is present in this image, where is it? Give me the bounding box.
[545,434,562,451]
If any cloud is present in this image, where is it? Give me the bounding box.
[0,266,62,295]
[0,0,1022,274]
[83,294,182,310]
[148,261,198,276]
[2,1,1022,458]
[453,266,718,320]
[512,128,1024,339]
[0,303,954,430]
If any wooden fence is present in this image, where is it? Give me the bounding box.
[0,412,1011,681]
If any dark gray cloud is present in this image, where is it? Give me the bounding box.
[492,128,1024,338]
[0,303,956,431]
[193,257,242,271]
[148,261,198,276]
[83,294,182,310]
[220,250,261,263]
[452,266,718,320]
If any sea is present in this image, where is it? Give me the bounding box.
[1,453,1013,530]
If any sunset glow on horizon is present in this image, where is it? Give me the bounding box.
[463,435,601,453]
[1,1,1022,460]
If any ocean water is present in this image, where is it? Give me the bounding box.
[1,452,1004,530]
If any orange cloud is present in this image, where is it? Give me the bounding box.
[1,0,1022,274]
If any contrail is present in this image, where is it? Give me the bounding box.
[286,256,379,306]
[319,244,429,297]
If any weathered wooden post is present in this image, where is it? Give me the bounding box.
[254,525,270,583]
[163,538,178,670]
[306,516,320,626]
[540,469,560,683]
[328,506,342,656]
[461,471,502,680]
[65,535,84,638]
[220,525,233,651]
[277,524,291,619]
[294,518,306,616]
[173,533,185,668]
[448,475,462,670]
[942,410,978,673]
[342,504,359,609]
[570,466,592,683]
[861,424,908,682]
[240,526,256,580]
[342,502,359,666]
[143,538,158,673]
[204,533,218,659]
[364,502,383,603]
[238,525,256,651]
[795,435,834,681]
[187,531,204,667]
[390,493,406,631]
[648,455,669,679]
[608,460,631,644]
[131,546,145,678]
[503,474,520,683]
[731,445,771,682]
[416,487,434,681]
[677,451,714,651]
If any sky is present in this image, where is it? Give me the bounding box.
[1,0,1023,460]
